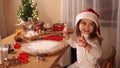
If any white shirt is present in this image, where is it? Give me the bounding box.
[67,36,102,68]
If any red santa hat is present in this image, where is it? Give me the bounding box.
[75,8,101,35]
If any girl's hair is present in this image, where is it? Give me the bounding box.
[75,20,99,39]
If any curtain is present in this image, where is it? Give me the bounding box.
[116,0,120,67]
[0,0,6,38]
[60,0,100,28]
[60,0,119,67]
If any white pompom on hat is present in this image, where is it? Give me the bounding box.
[75,8,101,35]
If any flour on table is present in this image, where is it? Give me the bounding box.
[27,40,59,50]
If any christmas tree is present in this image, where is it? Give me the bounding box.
[18,0,38,22]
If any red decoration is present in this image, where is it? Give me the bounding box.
[14,43,21,49]
[33,22,44,31]
[18,52,29,64]
[53,23,64,31]
[44,35,63,41]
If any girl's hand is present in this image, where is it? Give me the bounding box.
[77,36,88,47]
[62,24,70,40]
[63,24,68,33]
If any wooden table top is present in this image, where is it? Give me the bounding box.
[1,34,69,68]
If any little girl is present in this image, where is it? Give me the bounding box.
[63,8,102,68]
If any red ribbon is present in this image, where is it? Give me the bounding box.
[14,43,21,49]
[44,35,63,41]
[18,52,29,64]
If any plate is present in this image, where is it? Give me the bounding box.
[21,40,64,55]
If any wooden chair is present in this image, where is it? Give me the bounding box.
[102,46,116,68]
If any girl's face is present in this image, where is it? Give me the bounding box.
[79,19,95,35]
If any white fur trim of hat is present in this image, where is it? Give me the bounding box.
[75,8,99,28]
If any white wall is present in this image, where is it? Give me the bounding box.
[3,0,60,36]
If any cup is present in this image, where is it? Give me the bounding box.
[2,47,8,59]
